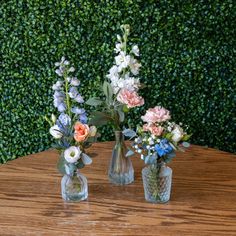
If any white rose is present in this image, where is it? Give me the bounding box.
[64,146,81,163]
[49,125,63,139]
[171,125,184,142]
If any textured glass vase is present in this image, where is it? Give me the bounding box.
[108,131,134,185]
[61,170,88,202]
[142,163,172,203]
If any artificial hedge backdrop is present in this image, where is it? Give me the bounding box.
[0,0,235,163]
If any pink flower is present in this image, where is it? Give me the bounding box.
[117,89,144,108]
[142,124,164,136]
[141,106,170,124]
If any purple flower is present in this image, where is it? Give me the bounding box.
[68,87,78,99]
[79,113,88,124]
[52,81,64,90]
[57,103,66,112]
[74,94,84,103]
[71,107,85,115]
[70,77,80,86]
[58,113,71,126]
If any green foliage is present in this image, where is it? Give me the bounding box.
[0,0,235,163]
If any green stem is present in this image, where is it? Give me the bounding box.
[64,72,71,117]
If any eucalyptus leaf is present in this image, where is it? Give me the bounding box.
[81,153,92,165]
[123,129,137,138]
[86,97,103,106]
[126,149,134,157]
[103,81,113,104]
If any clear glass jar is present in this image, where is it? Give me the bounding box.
[108,131,134,185]
[142,162,172,203]
[61,170,88,202]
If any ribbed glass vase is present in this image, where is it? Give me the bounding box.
[142,162,172,203]
[61,170,88,202]
[108,131,134,185]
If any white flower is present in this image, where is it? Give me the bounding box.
[64,146,81,163]
[114,43,123,53]
[129,57,141,75]
[49,125,63,139]
[115,52,130,71]
[132,45,139,56]
[171,125,184,142]
[81,153,92,165]
[107,65,119,81]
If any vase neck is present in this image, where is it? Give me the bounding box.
[114,131,124,143]
[151,161,165,169]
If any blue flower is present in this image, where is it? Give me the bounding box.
[74,94,84,103]
[71,107,85,115]
[155,139,173,157]
[58,113,71,126]
[57,103,66,112]
[79,113,88,124]
[68,87,78,99]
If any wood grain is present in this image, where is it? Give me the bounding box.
[0,142,235,236]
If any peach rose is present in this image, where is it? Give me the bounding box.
[141,106,170,124]
[74,122,89,142]
[117,89,144,108]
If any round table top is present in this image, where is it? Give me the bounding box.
[0,142,235,235]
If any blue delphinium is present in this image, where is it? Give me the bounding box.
[52,57,87,125]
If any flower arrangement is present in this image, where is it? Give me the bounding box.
[126,106,190,203]
[132,106,191,165]
[86,24,144,130]
[45,57,98,185]
[85,24,144,185]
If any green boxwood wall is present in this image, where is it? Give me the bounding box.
[1,0,235,163]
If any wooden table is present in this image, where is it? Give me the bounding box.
[0,142,235,236]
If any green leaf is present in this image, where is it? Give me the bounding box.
[57,154,66,175]
[118,108,125,122]
[86,97,103,106]
[103,81,113,104]
[182,134,192,141]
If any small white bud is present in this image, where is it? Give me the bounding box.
[51,114,56,124]
[137,149,142,154]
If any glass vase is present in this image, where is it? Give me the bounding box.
[108,131,134,185]
[61,169,88,202]
[142,162,172,203]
